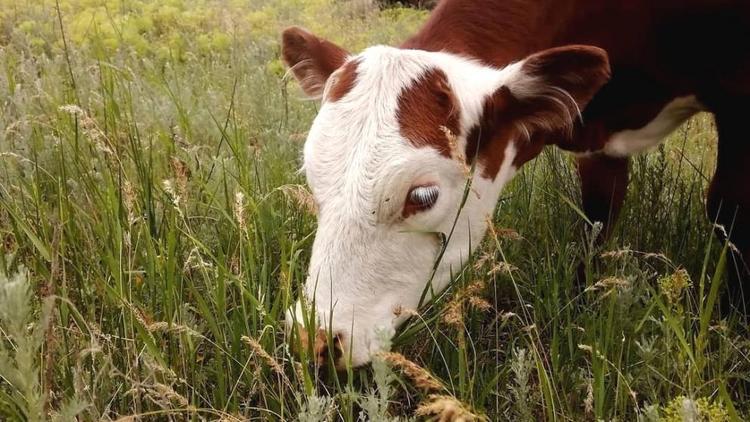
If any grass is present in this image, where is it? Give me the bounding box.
[0,0,747,420]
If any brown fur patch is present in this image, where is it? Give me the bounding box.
[327,59,360,102]
[397,68,461,158]
[297,325,344,369]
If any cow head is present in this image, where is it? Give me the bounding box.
[281,27,610,368]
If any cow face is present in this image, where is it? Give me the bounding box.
[281,27,610,368]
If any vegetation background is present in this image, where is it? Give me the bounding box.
[0,0,745,420]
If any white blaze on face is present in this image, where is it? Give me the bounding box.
[281,27,611,367]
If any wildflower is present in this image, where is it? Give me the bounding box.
[659,396,729,422]
[658,268,691,306]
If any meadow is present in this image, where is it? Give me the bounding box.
[0,0,746,420]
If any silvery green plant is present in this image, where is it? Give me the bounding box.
[0,265,86,421]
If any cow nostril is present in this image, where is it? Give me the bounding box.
[313,330,345,368]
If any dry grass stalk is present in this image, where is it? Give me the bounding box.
[585,277,631,298]
[392,304,420,319]
[489,261,517,275]
[416,394,487,422]
[440,125,468,175]
[441,125,483,200]
[216,416,244,422]
[486,220,522,243]
[381,352,444,392]
[42,229,62,416]
[123,300,152,328]
[443,299,464,327]
[494,227,522,241]
[584,378,594,415]
[293,361,305,385]
[468,296,491,312]
[241,335,288,382]
[122,179,139,235]
[147,321,201,338]
[153,383,190,408]
[234,191,247,233]
[170,157,190,201]
[162,179,183,217]
[288,132,308,142]
[59,104,115,156]
[600,248,633,259]
[125,383,190,409]
[279,184,317,215]
[442,280,492,328]
[472,251,492,271]
[183,247,214,274]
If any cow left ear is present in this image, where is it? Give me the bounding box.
[495,45,611,137]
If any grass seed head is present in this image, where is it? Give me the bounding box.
[381,352,444,392]
[234,191,247,233]
[279,184,317,215]
[443,280,491,327]
[241,335,287,381]
[416,394,487,422]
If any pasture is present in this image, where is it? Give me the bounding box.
[0,0,746,420]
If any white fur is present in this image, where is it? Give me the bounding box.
[287,47,525,366]
[603,95,704,157]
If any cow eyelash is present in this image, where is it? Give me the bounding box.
[406,185,440,212]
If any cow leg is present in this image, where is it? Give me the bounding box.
[577,153,630,239]
[707,110,750,317]
[574,152,629,285]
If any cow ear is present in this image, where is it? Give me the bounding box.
[496,45,611,137]
[281,26,349,98]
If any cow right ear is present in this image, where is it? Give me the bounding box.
[498,45,611,136]
[281,27,349,98]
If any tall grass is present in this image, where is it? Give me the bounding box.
[0,0,747,420]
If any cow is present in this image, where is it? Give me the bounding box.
[281,0,750,368]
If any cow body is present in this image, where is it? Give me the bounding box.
[406,1,750,138]
[281,0,750,367]
[406,0,750,301]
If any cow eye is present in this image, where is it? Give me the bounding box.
[405,185,439,215]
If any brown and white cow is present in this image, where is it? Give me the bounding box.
[281,0,750,367]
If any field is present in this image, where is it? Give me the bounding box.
[0,1,747,420]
